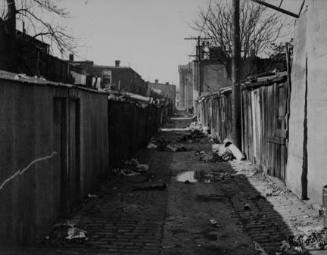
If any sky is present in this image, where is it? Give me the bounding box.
[8,0,302,88]
[58,0,210,87]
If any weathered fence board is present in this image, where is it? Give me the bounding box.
[0,73,168,245]
[197,73,289,181]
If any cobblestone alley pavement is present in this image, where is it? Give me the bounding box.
[2,113,325,255]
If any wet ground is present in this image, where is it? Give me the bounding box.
[2,112,325,255]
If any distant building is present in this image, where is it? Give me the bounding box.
[194,60,232,97]
[147,79,176,105]
[69,59,148,96]
[178,63,194,112]
[178,48,233,113]
[175,91,181,108]
[147,79,176,114]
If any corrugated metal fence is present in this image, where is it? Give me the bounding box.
[197,73,289,180]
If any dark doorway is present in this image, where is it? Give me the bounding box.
[53,98,68,216]
[68,98,81,210]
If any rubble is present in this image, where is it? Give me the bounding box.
[66,227,87,240]
[244,203,251,211]
[211,139,245,162]
[87,193,98,198]
[276,228,327,254]
[197,150,232,163]
[113,158,150,177]
[209,219,221,228]
[146,142,158,149]
[253,241,268,255]
[45,220,88,243]
[166,144,187,152]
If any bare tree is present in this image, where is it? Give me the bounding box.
[193,0,284,73]
[1,0,74,55]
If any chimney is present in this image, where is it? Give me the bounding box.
[155,79,158,84]
[115,60,120,67]
[69,54,74,62]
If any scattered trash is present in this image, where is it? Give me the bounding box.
[136,164,149,173]
[146,143,158,149]
[179,123,207,142]
[133,181,167,191]
[45,220,87,243]
[66,227,87,240]
[113,168,141,177]
[166,144,187,152]
[277,228,327,254]
[113,158,150,177]
[87,193,98,198]
[176,171,198,183]
[198,151,228,163]
[253,241,268,255]
[209,219,221,229]
[244,203,251,211]
[224,139,244,161]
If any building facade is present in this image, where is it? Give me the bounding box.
[178,63,194,112]
[69,59,148,96]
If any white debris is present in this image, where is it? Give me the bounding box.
[212,143,227,156]
[226,144,244,161]
[147,143,158,149]
[136,164,149,172]
[87,193,98,198]
[66,227,87,240]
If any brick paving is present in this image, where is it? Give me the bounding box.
[1,115,324,255]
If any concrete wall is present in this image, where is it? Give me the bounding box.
[287,0,327,204]
[286,9,307,199]
[306,0,327,204]
[0,73,166,245]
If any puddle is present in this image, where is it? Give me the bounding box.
[176,171,198,183]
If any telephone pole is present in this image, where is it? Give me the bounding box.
[232,0,242,148]
[184,36,211,95]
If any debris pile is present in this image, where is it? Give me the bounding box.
[44,220,87,244]
[210,138,245,162]
[113,158,149,177]
[277,228,327,254]
[147,137,187,152]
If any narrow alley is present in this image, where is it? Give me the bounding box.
[3,112,324,255]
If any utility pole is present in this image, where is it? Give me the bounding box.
[232,0,242,148]
[184,36,211,95]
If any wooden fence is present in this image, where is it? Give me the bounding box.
[197,73,290,181]
[0,71,168,245]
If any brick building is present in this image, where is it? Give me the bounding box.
[69,59,148,96]
[178,63,194,112]
[147,79,176,106]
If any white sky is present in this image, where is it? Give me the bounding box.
[59,0,210,86]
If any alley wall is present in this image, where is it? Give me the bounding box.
[0,72,166,245]
[287,0,327,204]
[197,73,289,182]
